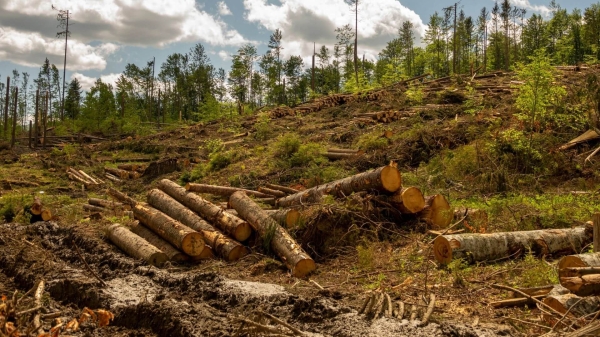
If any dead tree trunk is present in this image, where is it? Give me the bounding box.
[185,183,272,198]
[276,164,402,208]
[560,272,600,296]
[257,187,286,198]
[88,198,130,210]
[147,189,248,261]
[106,223,168,267]
[544,293,600,317]
[83,204,106,213]
[130,223,189,262]
[105,167,140,180]
[132,203,205,257]
[227,209,302,228]
[417,194,453,228]
[158,179,251,242]
[559,252,600,270]
[229,191,315,278]
[384,187,425,214]
[433,225,593,265]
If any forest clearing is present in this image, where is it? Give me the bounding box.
[2,0,600,336]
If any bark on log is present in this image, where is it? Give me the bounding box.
[559,252,600,271]
[185,183,272,198]
[106,223,168,267]
[434,225,593,265]
[31,196,43,215]
[258,187,286,198]
[264,183,300,195]
[327,148,362,154]
[83,204,106,213]
[158,179,251,242]
[276,164,402,208]
[88,198,130,210]
[117,163,145,172]
[229,191,315,278]
[454,207,488,230]
[417,194,453,229]
[130,222,189,262]
[544,293,600,317]
[133,203,205,257]
[147,189,248,262]
[386,187,425,214]
[191,246,215,261]
[107,187,138,207]
[105,173,122,183]
[324,152,362,160]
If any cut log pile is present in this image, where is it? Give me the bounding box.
[29,196,52,222]
[66,167,104,188]
[269,91,387,118]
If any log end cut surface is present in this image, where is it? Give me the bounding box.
[427,194,453,229]
[191,246,215,261]
[400,187,425,213]
[380,166,402,193]
[294,258,317,278]
[433,236,453,265]
[227,245,249,262]
[181,232,206,257]
[286,209,301,227]
[234,222,253,242]
[558,255,588,269]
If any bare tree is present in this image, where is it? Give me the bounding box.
[345,0,360,88]
[54,5,70,121]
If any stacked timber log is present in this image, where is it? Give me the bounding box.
[66,167,104,188]
[29,196,52,222]
[104,167,141,180]
[82,198,132,217]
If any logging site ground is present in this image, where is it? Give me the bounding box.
[1,67,600,337]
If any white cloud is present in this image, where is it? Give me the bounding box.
[511,0,551,17]
[71,72,121,91]
[218,50,230,61]
[0,27,118,71]
[243,0,425,64]
[0,0,248,48]
[218,1,232,16]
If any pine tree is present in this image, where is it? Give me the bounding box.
[64,78,81,119]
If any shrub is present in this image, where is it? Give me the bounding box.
[274,134,301,158]
[356,132,389,151]
[254,113,272,141]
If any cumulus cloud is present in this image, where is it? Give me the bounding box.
[218,50,231,61]
[0,27,118,70]
[511,0,551,16]
[218,1,232,16]
[243,0,425,64]
[0,0,248,48]
[71,72,121,91]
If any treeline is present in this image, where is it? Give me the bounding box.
[2,0,600,136]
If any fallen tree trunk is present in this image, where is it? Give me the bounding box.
[130,222,189,262]
[264,183,299,195]
[559,252,600,270]
[147,189,248,262]
[327,148,362,154]
[229,191,315,278]
[107,187,138,207]
[105,167,141,180]
[324,152,362,160]
[544,293,600,318]
[117,163,145,172]
[490,295,546,308]
[83,204,106,213]
[106,223,168,267]
[417,194,453,229]
[133,203,205,257]
[191,246,215,261]
[185,183,273,198]
[158,179,251,242]
[276,164,402,208]
[433,225,593,265]
[89,198,130,210]
[384,187,425,214]
[257,187,286,198]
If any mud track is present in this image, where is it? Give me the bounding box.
[0,222,511,336]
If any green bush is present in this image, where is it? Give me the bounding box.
[274,134,301,158]
[356,132,389,151]
[289,143,324,167]
[254,113,272,141]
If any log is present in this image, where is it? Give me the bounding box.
[327,148,362,154]
[107,187,138,207]
[31,196,43,215]
[387,187,425,214]
[544,293,600,318]
[78,170,99,185]
[114,157,153,163]
[88,198,130,210]
[264,183,300,195]
[147,189,248,261]
[434,225,593,265]
[106,223,168,267]
[41,209,52,221]
[490,295,546,308]
[185,183,272,198]
[83,204,106,213]
[324,152,362,160]
[257,187,287,198]
[105,173,122,183]
[454,207,488,230]
[158,179,251,242]
[227,209,301,228]
[105,167,140,180]
[132,203,205,257]
[560,273,600,296]
[229,191,315,278]
[559,252,600,271]
[130,222,189,262]
[276,164,402,208]
[418,194,453,229]
[117,163,144,172]
[191,246,215,261]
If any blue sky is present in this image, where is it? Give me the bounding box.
[0,0,596,91]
